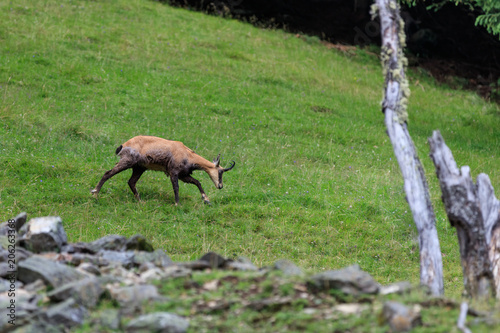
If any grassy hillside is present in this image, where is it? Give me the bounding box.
[1,0,499,300]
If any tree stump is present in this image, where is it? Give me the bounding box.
[429,130,500,299]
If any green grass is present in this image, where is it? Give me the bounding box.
[1,0,499,302]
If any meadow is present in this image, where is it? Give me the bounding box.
[1,0,499,300]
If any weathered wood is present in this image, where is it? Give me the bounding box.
[428,130,500,299]
[375,0,444,296]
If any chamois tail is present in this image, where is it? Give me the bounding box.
[115,145,123,155]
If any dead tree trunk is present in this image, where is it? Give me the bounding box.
[429,131,500,299]
[374,0,444,296]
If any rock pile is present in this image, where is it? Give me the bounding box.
[0,213,419,332]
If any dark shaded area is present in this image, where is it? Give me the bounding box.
[164,0,500,101]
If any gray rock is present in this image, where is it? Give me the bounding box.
[89,234,128,252]
[308,264,380,296]
[0,247,32,263]
[381,301,422,332]
[77,262,102,276]
[96,308,121,330]
[274,259,303,276]
[17,256,84,288]
[18,216,67,253]
[126,234,154,252]
[134,249,173,268]
[0,212,27,236]
[23,279,46,293]
[70,252,109,267]
[47,276,103,308]
[0,262,10,278]
[225,257,258,271]
[162,265,192,279]
[125,312,189,333]
[0,289,40,331]
[200,252,226,269]
[98,250,135,268]
[44,297,87,329]
[108,284,166,314]
[0,277,23,293]
[69,234,128,254]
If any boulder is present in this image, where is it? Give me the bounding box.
[126,234,154,252]
[18,216,67,253]
[44,298,87,329]
[308,264,380,296]
[107,284,167,314]
[98,250,135,268]
[133,249,173,268]
[381,301,422,332]
[225,257,258,271]
[47,276,104,308]
[200,252,226,269]
[0,212,27,235]
[17,256,84,287]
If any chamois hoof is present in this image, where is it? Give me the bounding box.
[204,200,211,206]
[90,189,98,197]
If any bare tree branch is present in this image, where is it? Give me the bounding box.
[374,0,444,296]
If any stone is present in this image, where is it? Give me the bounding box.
[200,252,226,269]
[0,212,27,236]
[69,235,128,254]
[162,265,192,279]
[0,247,32,263]
[89,235,128,252]
[225,257,258,271]
[77,262,102,276]
[18,216,67,253]
[126,234,155,252]
[0,262,10,278]
[23,279,46,293]
[98,250,135,268]
[107,284,166,314]
[0,289,40,331]
[0,277,23,293]
[44,297,87,329]
[70,253,109,267]
[274,259,303,276]
[96,308,121,330]
[308,264,380,296]
[125,312,189,333]
[133,249,173,268]
[47,276,104,308]
[17,256,84,288]
[381,301,422,332]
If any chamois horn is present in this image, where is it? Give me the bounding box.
[223,161,235,172]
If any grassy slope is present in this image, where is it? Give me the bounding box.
[1,0,499,300]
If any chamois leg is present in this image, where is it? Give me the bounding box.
[170,174,180,206]
[91,160,132,197]
[128,166,146,200]
[180,175,210,204]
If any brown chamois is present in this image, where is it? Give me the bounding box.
[91,135,235,205]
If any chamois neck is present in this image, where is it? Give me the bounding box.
[193,155,216,172]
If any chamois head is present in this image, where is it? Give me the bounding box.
[210,154,235,189]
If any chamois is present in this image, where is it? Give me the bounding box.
[91,136,235,205]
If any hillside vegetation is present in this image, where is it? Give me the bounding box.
[1,0,500,302]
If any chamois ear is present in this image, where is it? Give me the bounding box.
[213,154,221,167]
